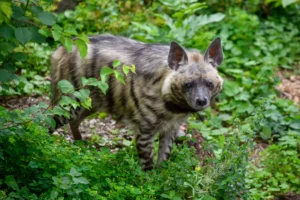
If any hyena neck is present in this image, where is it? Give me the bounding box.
[164,100,198,114]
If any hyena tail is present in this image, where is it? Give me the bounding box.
[50,46,67,106]
[49,47,87,140]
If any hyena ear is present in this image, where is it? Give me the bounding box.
[204,37,223,68]
[168,41,188,71]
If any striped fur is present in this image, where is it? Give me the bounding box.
[50,35,223,170]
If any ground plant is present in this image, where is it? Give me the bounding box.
[0,0,299,199]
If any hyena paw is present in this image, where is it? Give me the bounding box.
[176,124,187,138]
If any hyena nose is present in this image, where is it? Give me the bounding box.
[196,97,208,106]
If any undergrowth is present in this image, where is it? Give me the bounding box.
[0,117,250,200]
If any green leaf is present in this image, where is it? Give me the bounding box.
[100,66,114,82]
[73,89,90,102]
[261,126,272,140]
[4,63,15,73]
[123,66,130,76]
[81,97,92,109]
[0,69,11,82]
[64,25,78,35]
[72,177,89,185]
[52,24,63,41]
[15,27,32,44]
[28,27,46,43]
[39,28,51,37]
[59,96,79,110]
[224,80,240,97]
[0,1,12,19]
[44,116,56,129]
[289,120,300,129]
[31,6,43,15]
[75,39,88,59]
[11,5,24,19]
[0,41,16,55]
[112,60,121,68]
[14,52,27,61]
[97,81,109,95]
[130,64,136,74]
[81,77,88,86]
[122,64,136,75]
[114,70,125,85]
[0,23,13,40]
[161,194,170,198]
[4,175,19,192]
[78,34,90,43]
[282,0,298,8]
[202,195,216,200]
[82,77,99,87]
[57,80,74,94]
[37,11,56,26]
[69,168,82,177]
[50,190,59,200]
[61,37,73,52]
[52,106,70,118]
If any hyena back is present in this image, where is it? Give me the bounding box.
[50,35,223,170]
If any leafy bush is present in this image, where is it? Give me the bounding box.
[0,0,89,95]
[0,110,250,199]
[1,0,300,199]
[246,131,300,199]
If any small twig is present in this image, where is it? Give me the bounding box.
[13,18,42,28]
[24,0,30,12]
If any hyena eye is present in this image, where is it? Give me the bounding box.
[205,81,214,89]
[183,82,194,90]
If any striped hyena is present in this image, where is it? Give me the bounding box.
[50,35,223,170]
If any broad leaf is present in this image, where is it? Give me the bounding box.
[37,11,56,25]
[61,37,73,52]
[73,89,90,102]
[112,60,121,68]
[100,66,114,82]
[75,39,88,59]
[0,69,11,82]
[114,70,125,85]
[282,0,298,7]
[14,52,27,61]
[57,80,74,94]
[97,81,109,95]
[0,24,13,40]
[15,27,32,44]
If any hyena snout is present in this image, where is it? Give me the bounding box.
[196,97,208,107]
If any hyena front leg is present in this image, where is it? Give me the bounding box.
[135,127,156,170]
[157,128,178,166]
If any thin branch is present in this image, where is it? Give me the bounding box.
[13,18,42,28]
[24,0,30,12]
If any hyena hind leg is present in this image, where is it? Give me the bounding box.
[52,108,95,140]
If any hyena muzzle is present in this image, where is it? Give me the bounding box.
[50,35,223,170]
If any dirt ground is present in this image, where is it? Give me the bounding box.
[276,69,300,105]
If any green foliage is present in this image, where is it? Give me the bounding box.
[0,0,89,95]
[0,0,300,199]
[246,131,300,199]
[247,98,300,140]
[0,112,250,199]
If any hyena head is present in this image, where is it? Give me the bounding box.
[163,38,224,112]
